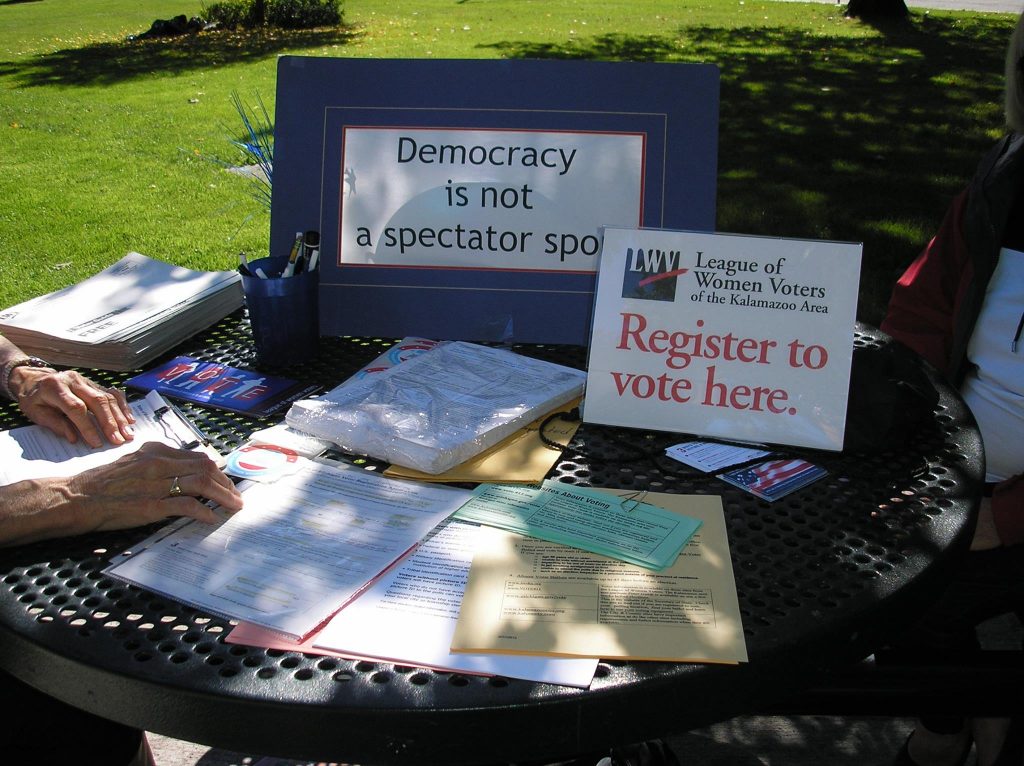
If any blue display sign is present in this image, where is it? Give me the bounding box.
[271,57,719,344]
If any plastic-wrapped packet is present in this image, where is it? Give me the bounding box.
[286,341,586,474]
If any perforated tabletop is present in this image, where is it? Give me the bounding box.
[0,314,981,765]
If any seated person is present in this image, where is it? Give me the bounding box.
[879,9,1024,765]
[0,335,244,764]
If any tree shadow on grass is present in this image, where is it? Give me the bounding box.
[482,13,1015,324]
[0,25,362,88]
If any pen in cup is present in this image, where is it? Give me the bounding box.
[302,231,320,265]
[238,252,254,278]
[282,231,304,278]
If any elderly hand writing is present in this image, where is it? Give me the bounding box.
[8,364,136,448]
[0,442,244,546]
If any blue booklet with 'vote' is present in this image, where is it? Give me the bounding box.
[127,356,320,417]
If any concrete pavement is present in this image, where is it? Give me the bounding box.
[904,0,1021,11]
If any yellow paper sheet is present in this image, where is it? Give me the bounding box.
[450,490,747,664]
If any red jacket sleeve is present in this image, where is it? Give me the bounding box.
[882,189,1024,547]
[880,190,974,373]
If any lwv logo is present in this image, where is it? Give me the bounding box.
[621,247,687,302]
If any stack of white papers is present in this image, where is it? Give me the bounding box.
[0,252,242,370]
[105,459,472,639]
[228,519,601,687]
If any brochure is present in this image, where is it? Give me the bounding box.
[453,480,702,571]
[127,356,320,416]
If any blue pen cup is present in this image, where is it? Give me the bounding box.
[241,255,319,366]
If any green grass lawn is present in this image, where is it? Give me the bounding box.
[0,0,1018,323]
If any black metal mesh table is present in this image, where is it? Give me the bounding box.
[0,312,982,765]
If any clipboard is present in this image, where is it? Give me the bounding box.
[0,391,222,486]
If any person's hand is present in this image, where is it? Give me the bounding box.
[970,496,1001,551]
[8,366,135,448]
[66,442,244,533]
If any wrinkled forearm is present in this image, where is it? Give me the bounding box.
[0,336,26,369]
[0,477,90,546]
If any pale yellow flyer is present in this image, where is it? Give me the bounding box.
[451,491,747,663]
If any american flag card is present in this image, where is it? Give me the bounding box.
[717,458,827,501]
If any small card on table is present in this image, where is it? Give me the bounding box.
[717,458,826,501]
[665,440,773,473]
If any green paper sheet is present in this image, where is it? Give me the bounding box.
[454,480,703,570]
